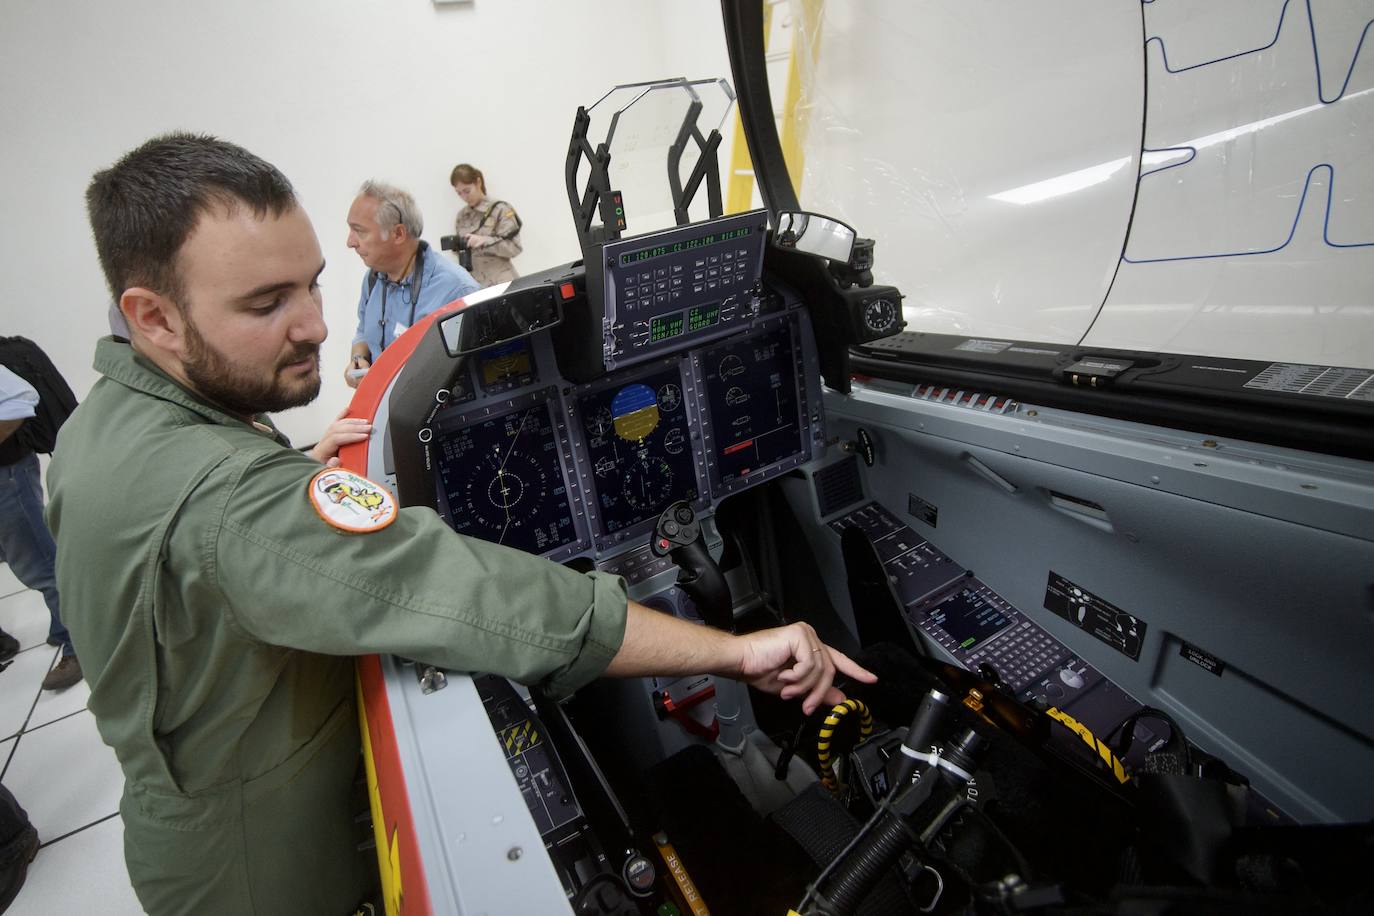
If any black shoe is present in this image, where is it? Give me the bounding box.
[42,655,82,691]
[0,824,39,911]
[45,635,61,647]
[0,631,18,664]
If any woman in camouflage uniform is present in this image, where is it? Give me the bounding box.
[450,163,523,287]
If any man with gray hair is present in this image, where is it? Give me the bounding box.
[344,180,478,387]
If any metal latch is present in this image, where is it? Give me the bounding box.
[1059,357,1134,388]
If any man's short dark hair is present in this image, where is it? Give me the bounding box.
[85,132,298,305]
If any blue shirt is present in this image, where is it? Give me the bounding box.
[0,365,39,421]
[352,241,479,359]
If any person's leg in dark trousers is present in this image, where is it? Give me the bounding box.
[0,452,81,689]
[0,782,39,910]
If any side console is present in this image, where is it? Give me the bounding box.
[829,501,1167,770]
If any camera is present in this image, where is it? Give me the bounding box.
[440,234,473,271]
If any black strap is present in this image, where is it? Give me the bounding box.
[374,243,429,350]
[474,201,522,241]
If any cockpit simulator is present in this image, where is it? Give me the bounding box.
[340,55,1373,916]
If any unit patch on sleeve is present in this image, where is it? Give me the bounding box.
[309,468,397,532]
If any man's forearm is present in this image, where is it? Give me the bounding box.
[603,601,742,679]
[603,601,877,716]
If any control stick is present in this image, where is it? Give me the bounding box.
[650,501,733,632]
[650,501,748,751]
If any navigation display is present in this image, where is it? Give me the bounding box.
[434,402,579,556]
[926,587,1012,651]
[701,324,805,486]
[576,366,698,536]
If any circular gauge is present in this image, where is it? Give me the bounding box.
[663,427,686,456]
[657,383,683,413]
[611,383,660,442]
[586,407,613,438]
[621,453,673,512]
[862,297,900,335]
[461,447,551,543]
[593,456,617,477]
[486,467,526,511]
[717,354,745,379]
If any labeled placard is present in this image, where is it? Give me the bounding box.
[907,492,938,528]
[1179,641,1225,677]
[1044,572,1146,660]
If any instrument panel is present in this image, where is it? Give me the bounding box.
[397,281,823,566]
[601,210,771,371]
[697,320,813,496]
[432,389,590,561]
[571,361,703,544]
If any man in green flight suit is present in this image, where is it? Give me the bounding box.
[45,133,874,914]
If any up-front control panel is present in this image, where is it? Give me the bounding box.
[828,502,1166,770]
[601,210,770,370]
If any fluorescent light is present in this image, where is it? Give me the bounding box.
[989,157,1132,205]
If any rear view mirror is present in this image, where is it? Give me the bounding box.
[773,211,857,264]
[438,283,564,357]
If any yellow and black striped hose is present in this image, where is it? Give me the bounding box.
[816,699,874,794]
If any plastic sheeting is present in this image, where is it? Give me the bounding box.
[781,0,1373,369]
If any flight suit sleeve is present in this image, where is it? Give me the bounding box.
[205,447,628,698]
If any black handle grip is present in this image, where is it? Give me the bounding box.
[651,502,734,632]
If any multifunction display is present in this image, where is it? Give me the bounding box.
[701,323,806,486]
[575,366,699,537]
[602,210,768,370]
[434,402,579,556]
[925,587,1012,652]
[477,338,538,395]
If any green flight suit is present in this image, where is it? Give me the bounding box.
[45,338,628,914]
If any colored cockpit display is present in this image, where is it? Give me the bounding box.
[434,402,579,556]
[701,324,805,486]
[576,367,698,535]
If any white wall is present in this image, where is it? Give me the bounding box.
[0,0,732,442]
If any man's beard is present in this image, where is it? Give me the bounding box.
[182,317,321,416]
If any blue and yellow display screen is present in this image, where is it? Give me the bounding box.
[576,367,697,536]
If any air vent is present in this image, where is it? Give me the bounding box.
[815,456,864,517]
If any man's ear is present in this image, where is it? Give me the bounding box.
[120,287,185,352]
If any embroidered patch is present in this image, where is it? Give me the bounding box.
[309,468,397,533]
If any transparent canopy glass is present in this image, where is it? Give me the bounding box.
[581,77,736,239]
[767,0,1373,367]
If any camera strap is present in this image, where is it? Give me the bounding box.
[475,201,522,240]
[375,243,428,348]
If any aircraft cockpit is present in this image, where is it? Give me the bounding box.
[339,18,1373,910]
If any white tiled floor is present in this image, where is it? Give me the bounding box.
[1,569,144,914]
